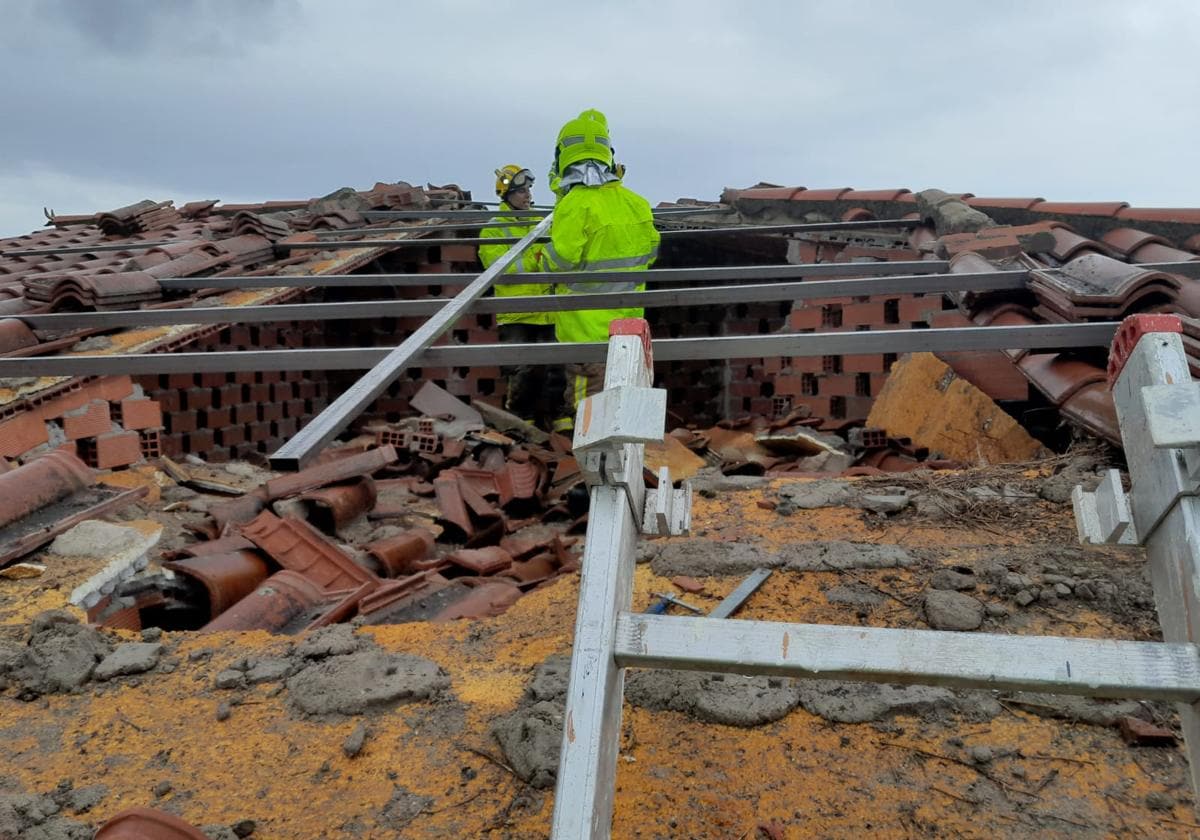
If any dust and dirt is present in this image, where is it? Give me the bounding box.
[1,455,1197,837]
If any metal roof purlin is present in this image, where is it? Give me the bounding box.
[0,323,1121,378]
[156,259,954,290]
[277,218,921,250]
[19,270,1030,331]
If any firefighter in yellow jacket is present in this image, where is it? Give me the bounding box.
[548,109,626,200]
[478,165,565,428]
[540,113,660,413]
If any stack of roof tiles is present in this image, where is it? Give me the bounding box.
[96,200,182,235]
[23,270,162,310]
[231,211,292,242]
[0,181,487,465]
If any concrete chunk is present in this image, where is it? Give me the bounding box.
[94,642,163,680]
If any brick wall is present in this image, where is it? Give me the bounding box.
[47,252,1032,462]
[133,321,331,463]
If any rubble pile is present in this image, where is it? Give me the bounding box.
[0,371,999,640]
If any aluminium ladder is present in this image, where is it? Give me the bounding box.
[551,314,1200,839]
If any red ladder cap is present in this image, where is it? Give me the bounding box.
[1107,314,1183,388]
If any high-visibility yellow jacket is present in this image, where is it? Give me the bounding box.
[478,202,551,326]
[541,181,660,343]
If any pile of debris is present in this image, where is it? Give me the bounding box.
[0,373,992,638]
[95,415,585,634]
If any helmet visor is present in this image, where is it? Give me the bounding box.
[506,168,534,191]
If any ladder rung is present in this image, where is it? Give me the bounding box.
[613,613,1200,703]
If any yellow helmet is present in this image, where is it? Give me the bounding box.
[555,116,613,171]
[494,164,534,198]
[578,108,608,129]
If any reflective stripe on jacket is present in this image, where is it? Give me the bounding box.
[478,201,551,326]
[542,181,660,343]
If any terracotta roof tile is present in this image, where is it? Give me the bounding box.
[796,188,853,201]
[1115,207,1200,224]
[1029,200,1129,217]
[1100,227,1169,256]
[1128,241,1200,264]
[840,207,875,222]
[965,197,1045,210]
[733,186,807,201]
[842,189,912,202]
[1016,354,1108,404]
[1047,226,1114,261]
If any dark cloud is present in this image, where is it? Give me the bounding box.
[33,0,296,55]
[1,0,1198,237]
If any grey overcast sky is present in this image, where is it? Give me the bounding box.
[2,0,1198,237]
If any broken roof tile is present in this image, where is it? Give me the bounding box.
[297,477,378,532]
[365,528,437,578]
[264,445,397,500]
[445,546,513,575]
[200,568,333,633]
[0,448,95,530]
[240,510,379,592]
[432,578,522,622]
[162,550,271,620]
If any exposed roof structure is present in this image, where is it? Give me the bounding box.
[713,185,1200,443]
[1,179,1199,837]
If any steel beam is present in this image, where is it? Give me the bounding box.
[613,614,1200,702]
[266,213,553,471]
[21,270,1028,330]
[156,259,954,290]
[0,323,1120,378]
[366,208,552,219]
[427,197,556,209]
[362,207,730,220]
[278,218,921,250]
[148,260,1200,293]
[314,220,556,236]
[314,217,913,241]
[1,239,193,258]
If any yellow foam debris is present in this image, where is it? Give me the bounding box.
[643,435,707,481]
[868,352,1045,464]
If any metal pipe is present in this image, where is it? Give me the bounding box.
[314,220,554,236]
[315,217,917,240]
[426,197,557,209]
[0,323,1120,378]
[362,207,731,220]
[266,213,554,471]
[1,239,196,258]
[156,259,954,290]
[278,218,920,250]
[20,270,1029,330]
